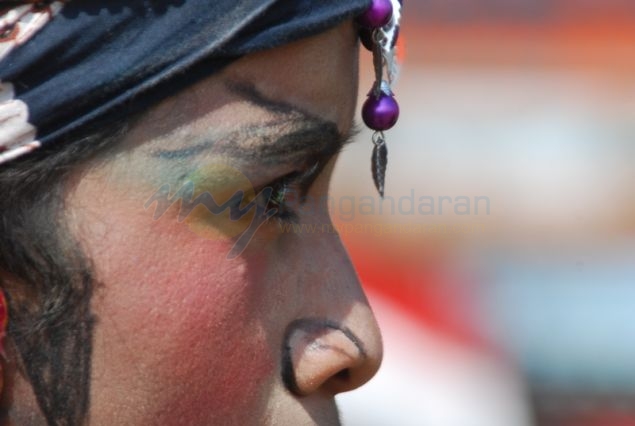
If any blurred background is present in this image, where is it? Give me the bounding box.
[334,1,635,425]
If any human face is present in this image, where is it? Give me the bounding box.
[61,21,382,425]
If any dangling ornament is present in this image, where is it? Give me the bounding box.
[357,0,402,197]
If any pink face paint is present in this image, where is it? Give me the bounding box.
[70,180,280,422]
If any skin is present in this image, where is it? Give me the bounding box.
[3,21,382,425]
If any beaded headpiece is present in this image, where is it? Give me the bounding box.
[357,0,402,197]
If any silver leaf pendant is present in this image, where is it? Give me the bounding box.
[371,133,388,197]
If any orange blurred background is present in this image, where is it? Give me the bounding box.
[334,2,635,425]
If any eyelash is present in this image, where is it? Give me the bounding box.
[255,157,329,225]
[251,130,358,226]
[256,136,355,226]
[257,173,302,224]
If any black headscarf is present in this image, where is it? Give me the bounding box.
[0,0,370,162]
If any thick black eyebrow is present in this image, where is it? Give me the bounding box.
[152,80,357,167]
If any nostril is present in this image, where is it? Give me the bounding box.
[334,369,351,381]
[282,319,370,396]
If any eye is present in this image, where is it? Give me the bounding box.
[254,160,326,225]
[256,173,302,224]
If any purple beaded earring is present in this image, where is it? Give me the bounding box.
[358,0,402,197]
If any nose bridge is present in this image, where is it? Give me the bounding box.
[323,228,359,287]
[283,225,383,395]
[299,222,368,314]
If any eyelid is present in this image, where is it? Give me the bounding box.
[251,130,354,226]
[253,161,318,212]
[287,160,326,200]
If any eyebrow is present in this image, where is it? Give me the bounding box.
[152,80,357,167]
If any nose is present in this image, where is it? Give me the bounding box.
[281,232,383,396]
[282,317,381,396]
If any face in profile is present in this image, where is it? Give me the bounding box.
[1,21,383,425]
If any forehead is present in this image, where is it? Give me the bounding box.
[123,21,360,150]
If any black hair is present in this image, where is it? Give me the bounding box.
[0,121,129,426]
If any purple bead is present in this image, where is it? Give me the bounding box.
[357,0,393,29]
[362,92,400,131]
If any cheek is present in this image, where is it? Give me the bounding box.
[77,184,278,420]
[137,257,273,416]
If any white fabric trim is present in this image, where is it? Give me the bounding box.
[0,2,65,165]
[0,2,64,62]
[0,82,36,146]
[0,81,40,164]
[0,140,41,164]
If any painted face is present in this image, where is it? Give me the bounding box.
[58,21,382,425]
